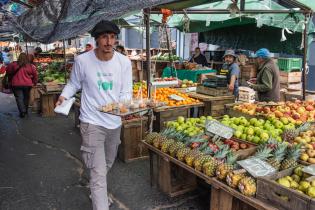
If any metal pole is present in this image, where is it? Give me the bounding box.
[302,14,309,100]
[25,40,29,56]
[144,8,151,98]
[240,0,245,11]
[63,39,67,83]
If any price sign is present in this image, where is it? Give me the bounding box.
[237,157,276,178]
[169,94,185,101]
[205,120,234,139]
[303,164,315,176]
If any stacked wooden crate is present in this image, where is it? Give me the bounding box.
[240,64,257,86]
[278,58,303,101]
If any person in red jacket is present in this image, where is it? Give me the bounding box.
[6,53,38,118]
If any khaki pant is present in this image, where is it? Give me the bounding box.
[80,122,121,210]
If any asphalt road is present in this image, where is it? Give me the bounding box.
[0,93,209,210]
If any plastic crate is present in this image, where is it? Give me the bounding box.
[278,58,302,72]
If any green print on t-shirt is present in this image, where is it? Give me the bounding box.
[97,72,113,91]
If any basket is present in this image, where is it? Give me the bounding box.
[278,58,302,72]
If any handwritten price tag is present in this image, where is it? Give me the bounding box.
[237,157,276,178]
[205,120,234,139]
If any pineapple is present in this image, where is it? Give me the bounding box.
[280,144,302,170]
[176,148,191,161]
[152,128,174,149]
[267,143,287,170]
[254,144,273,161]
[238,176,257,196]
[194,155,213,171]
[226,170,246,188]
[202,158,219,177]
[202,145,229,177]
[185,149,202,166]
[169,141,185,157]
[282,122,311,143]
[216,152,238,180]
[144,132,159,145]
[161,139,175,153]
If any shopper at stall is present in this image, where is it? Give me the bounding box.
[56,20,132,210]
[6,53,38,118]
[189,47,208,66]
[248,48,280,102]
[2,47,13,65]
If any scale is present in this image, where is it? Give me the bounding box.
[202,75,228,88]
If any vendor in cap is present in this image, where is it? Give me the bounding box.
[56,20,132,209]
[248,48,280,102]
[218,50,240,97]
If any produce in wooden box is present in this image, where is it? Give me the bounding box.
[216,152,238,180]
[267,143,288,170]
[161,131,187,153]
[161,139,175,153]
[152,128,174,149]
[153,88,200,107]
[296,127,315,164]
[254,144,273,161]
[226,169,247,188]
[169,141,185,157]
[221,115,287,144]
[238,176,257,196]
[176,147,192,162]
[193,153,213,171]
[276,166,315,198]
[233,100,315,124]
[280,144,302,170]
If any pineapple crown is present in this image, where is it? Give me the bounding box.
[226,152,238,164]
[297,122,311,133]
[254,144,273,160]
[272,143,287,161]
[286,144,302,160]
[214,145,230,160]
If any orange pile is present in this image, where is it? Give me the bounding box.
[153,88,199,107]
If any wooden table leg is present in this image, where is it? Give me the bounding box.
[210,186,233,210]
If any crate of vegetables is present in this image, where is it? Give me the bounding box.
[256,166,315,210]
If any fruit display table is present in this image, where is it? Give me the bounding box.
[162,67,216,83]
[187,92,235,117]
[29,84,44,112]
[39,89,61,117]
[144,141,277,210]
[152,103,204,132]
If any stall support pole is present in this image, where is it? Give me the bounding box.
[144,8,151,98]
[25,41,29,56]
[63,39,67,83]
[302,13,309,100]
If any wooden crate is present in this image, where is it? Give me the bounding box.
[189,92,235,117]
[39,90,60,117]
[119,117,149,162]
[240,64,257,80]
[280,82,302,90]
[280,71,302,83]
[285,92,303,101]
[43,83,65,92]
[257,168,315,210]
[29,85,43,106]
[197,85,233,97]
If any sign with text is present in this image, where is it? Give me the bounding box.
[237,157,276,178]
[205,120,234,139]
[169,94,185,101]
[303,164,315,176]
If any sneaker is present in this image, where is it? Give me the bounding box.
[108,195,113,206]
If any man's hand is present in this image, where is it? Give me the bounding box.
[55,96,66,107]
[228,84,234,91]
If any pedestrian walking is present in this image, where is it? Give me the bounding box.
[6,53,38,118]
[56,20,132,210]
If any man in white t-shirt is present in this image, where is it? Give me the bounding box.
[56,20,132,210]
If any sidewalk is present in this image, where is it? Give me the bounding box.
[0,92,208,210]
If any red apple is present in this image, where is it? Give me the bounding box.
[263,107,271,114]
[256,107,263,113]
[292,112,300,120]
[271,107,277,112]
[306,105,314,111]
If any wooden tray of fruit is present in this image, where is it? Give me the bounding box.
[99,103,151,117]
[220,138,257,160]
[257,166,315,210]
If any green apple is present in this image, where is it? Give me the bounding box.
[260,132,270,141]
[177,116,185,124]
[280,117,289,125]
[275,121,284,129]
[247,128,255,135]
[259,119,265,124]
[207,116,213,120]
[233,118,241,125]
[250,118,258,125]
[254,121,262,127]
[234,130,242,138]
[253,136,261,144]
[247,135,254,142]
[241,134,247,140]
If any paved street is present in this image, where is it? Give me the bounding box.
[0,93,209,210]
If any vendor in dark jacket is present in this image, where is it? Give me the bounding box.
[248,48,280,102]
[6,53,38,118]
[189,47,208,66]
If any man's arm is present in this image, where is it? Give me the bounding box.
[56,59,83,106]
[251,69,273,92]
[120,59,132,102]
[229,64,240,91]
